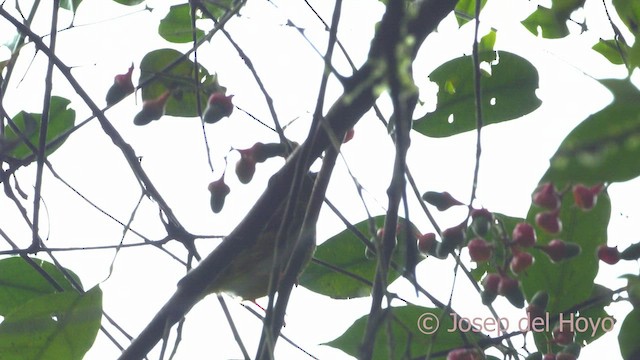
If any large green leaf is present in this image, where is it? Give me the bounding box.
[0,286,102,360]
[619,308,640,359]
[300,216,419,299]
[522,188,609,316]
[0,257,82,317]
[158,4,204,44]
[414,51,541,138]
[548,79,640,184]
[522,0,586,38]
[325,305,485,359]
[138,48,225,118]
[1,96,75,163]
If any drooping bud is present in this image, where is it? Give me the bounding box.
[106,64,135,106]
[498,276,525,308]
[235,150,256,184]
[133,90,171,126]
[422,191,464,211]
[470,208,492,237]
[542,239,581,263]
[208,176,230,213]
[203,92,234,124]
[437,223,466,257]
[481,273,501,305]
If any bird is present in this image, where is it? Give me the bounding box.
[204,173,317,301]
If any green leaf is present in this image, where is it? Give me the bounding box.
[1,96,75,163]
[593,38,629,65]
[454,0,487,27]
[548,79,640,184]
[0,286,102,360]
[325,305,484,359]
[612,0,640,36]
[300,216,419,299]
[619,308,640,359]
[159,4,204,44]
[139,48,225,118]
[0,257,83,317]
[414,51,541,138]
[620,274,640,308]
[522,0,586,39]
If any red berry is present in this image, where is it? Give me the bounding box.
[417,233,436,254]
[573,183,603,211]
[542,354,556,360]
[533,182,560,210]
[106,64,135,105]
[526,291,549,327]
[133,90,170,125]
[343,128,355,143]
[597,245,620,265]
[535,210,562,234]
[437,223,465,257]
[208,176,230,213]
[498,276,525,308]
[512,222,537,247]
[467,238,493,262]
[422,191,464,211]
[203,92,234,124]
[552,323,574,345]
[481,273,500,305]
[510,252,534,273]
[543,239,581,262]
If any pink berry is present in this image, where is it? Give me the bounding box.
[572,183,603,211]
[535,210,562,234]
[512,222,537,247]
[203,92,234,124]
[417,233,436,254]
[510,252,534,273]
[597,245,620,265]
[133,90,170,125]
[467,238,493,262]
[533,182,560,210]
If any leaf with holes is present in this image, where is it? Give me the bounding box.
[522,0,587,39]
[414,51,541,138]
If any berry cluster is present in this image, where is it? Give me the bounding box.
[208,142,292,214]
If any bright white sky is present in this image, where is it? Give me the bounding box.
[1,0,639,359]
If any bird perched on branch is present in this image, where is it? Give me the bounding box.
[203,173,318,301]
